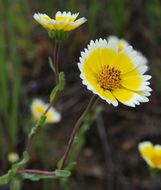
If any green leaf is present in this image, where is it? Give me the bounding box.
[50,72,65,102]
[49,72,65,102]
[48,56,55,72]
[58,72,65,91]
[55,170,71,178]
[28,116,46,139]
[57,158,63,169]
[19,173,54,181]
[50,85,59,102]
[64,162,77,171]
[18,169,70,182]
[37,115,47,126]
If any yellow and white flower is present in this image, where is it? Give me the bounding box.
[78,38,152,107]
[138,141,161,169]
[107,36,148,66]
[33,11,86,31]
[31,99,61,123]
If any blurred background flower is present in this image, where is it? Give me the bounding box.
[138,141,161,169]
[31,98,61,123]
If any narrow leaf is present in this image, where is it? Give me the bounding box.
[55,169,71,178]
[50,85,59,102]
[37,115,47,126]
[48,56,55,72]
[58,72,65,91]
[28,116,46,139]
[19,173,54,181]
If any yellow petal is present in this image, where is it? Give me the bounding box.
[64,23,77,31]
[97,87,118,106]
[42,15,51,22]
[83,49,102,74]
[34,104,45,115]
[118,42,126,52]
[56,15,69,21]
[123,67,140,76]
[64,18,86,31]
[121,75,143,91]
[81,72,118,106]
[115,52,136,74]
[138,142,155,167]
[84,48,118,74]
[52,21,69,30]
[112,88,138,106]
[55,12,78,22]
[139,142,154,158]
[46,112,55,122]
[99,48,118,68]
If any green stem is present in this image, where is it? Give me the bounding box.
[60,95,98,169]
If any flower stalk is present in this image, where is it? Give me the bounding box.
[54,41,60,85]
[26,40,61,152]
[60,95,98,169]
[16,169,55,176]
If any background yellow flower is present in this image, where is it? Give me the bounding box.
[107,36,148,66]
[138,141,161,169]
[31,99,61,123]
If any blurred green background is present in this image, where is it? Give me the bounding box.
[0,0,161,189]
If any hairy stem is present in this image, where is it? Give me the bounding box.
[60,95,98,169]
[54,41,60,85]
[16,169,55,176]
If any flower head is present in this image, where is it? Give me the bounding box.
[8,152,19,163]
[33,11,86,32]
[78,38,152,107]
[31,99,61,123]
[138,141,161,169]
